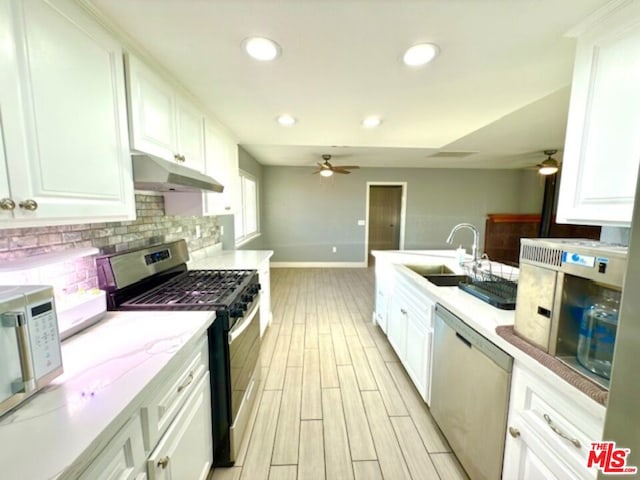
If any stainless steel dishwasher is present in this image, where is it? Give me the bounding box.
[431,304,513,480]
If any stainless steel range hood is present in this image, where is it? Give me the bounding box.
[132,154,224,193]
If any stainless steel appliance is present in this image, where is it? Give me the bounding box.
[96,240,261,466]
[431,304,513,480]
[0,285,63,417]
[514,238,626,387]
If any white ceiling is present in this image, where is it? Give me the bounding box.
[89,0,610,169]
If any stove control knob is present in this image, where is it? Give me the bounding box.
[242,294,254,303]
[251,283,261,294]
[230,306,244,318]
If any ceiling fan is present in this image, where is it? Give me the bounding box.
[312,154,360,177]
[537,149,560,175]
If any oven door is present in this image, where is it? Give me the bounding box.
[228,296,261,460]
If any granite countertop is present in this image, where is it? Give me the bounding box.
[0,310,215,480]
[188,248,274,270]
[373,250,607,419]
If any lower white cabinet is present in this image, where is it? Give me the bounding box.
[258,259,272,336]
[147,372,212,480]
[78,414,146,480]
[385,265,435,404]
[503,362,606,479]
[373,261,394,334]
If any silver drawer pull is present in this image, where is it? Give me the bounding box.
[400,308,407,315]
[508,426,521,438]
[157,456,170,469]
[543,413,581,448]
[177,372,194,393]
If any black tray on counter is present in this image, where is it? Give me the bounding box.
[458,282,517,310]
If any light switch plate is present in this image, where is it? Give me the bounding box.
[357,219,365,226]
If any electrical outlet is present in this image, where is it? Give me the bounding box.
[357,219,365,226]
[195,225,202,238]
[220,226,224,235]
[332,246,337,253]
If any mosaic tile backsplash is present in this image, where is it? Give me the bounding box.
[0,193,221,292]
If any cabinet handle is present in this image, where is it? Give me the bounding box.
[0,198,16,211]
[174,153,185,163]
[400,308,407,315]
[543,413,581,448]
[19,199,38,211]
[157,456,170,469]
[508,426,521,438]
[177,372,194,393]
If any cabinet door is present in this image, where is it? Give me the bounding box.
[78,414,146,480]
[0,0,135,223]
[557,5,640,226]
[147,372,213,480]
[387,297,407,361]
[175,98,205,172]
[126,54,177,161]
[203,121,238,215]
[503,417,584,480]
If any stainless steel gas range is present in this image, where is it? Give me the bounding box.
[96,239,261,466]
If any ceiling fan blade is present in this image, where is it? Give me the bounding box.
[312,169,321,174]
[336,165,359,170]
[333,168,352,174]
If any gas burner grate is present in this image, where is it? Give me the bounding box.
[121,269,256,309]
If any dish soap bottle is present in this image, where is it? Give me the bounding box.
[576,288,620,379]
[456,245,466,264]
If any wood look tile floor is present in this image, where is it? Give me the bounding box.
[211,268,469,480]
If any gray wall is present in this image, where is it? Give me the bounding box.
[261,166,544,263]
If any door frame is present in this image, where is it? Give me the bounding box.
[364,182,407,263]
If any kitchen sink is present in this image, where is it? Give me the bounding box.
[404,264,455,276]
[423,274,471,287]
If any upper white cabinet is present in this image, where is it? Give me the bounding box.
[125,54,205,173]
[0,0,135,226]
[163,119,238,216]
[557,1,640,226]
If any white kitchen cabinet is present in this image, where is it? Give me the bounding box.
[503,362,605,479]
[126,54,205,173]
[0,0,135,226]
[385,266,436,403]
[163,119,239,216]
[77,414,146,480]
[373,261,395,334]
[258,259,272,336]
[557,2,640,226]
[147,372,213,480]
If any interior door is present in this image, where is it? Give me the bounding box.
[368,185,402,262]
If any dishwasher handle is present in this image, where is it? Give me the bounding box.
[455,332,472,348]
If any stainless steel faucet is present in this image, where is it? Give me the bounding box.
[446,223,480,263]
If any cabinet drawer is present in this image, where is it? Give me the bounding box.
[141,338,208,450]
[510,364,604,474]
[78,414,146,480]
[147,372,213,480]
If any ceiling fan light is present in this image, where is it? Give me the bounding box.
[539,158,559,175]
[276,114,297,126]
[403,43,439,67]
[320,169,333,177]
[362,116,382,128]
[243,36,281,61]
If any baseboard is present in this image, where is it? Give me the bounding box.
[270,261,368,268]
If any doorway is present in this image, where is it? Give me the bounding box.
[366,183,407,266]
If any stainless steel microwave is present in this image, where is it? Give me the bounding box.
[0,286,63,417]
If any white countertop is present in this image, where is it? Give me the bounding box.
[373,249,606,418]
[0,310,214,480]
[188,249,274,270]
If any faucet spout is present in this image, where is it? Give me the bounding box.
[446,223,480,262]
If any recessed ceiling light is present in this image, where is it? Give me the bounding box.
[362,116,382,128]
[276,114,297,126]
[403,43,439,67]
[243,37,281,61]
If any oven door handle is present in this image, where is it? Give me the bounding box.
[228,299,259,344]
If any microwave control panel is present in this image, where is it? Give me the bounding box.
[27,301,62,378]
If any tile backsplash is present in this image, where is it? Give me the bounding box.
[0,193,221,292]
